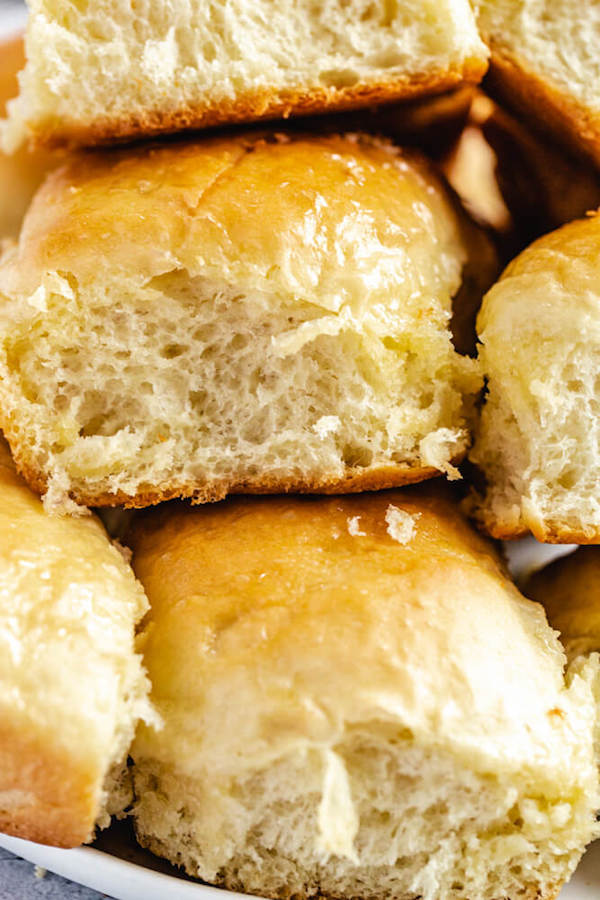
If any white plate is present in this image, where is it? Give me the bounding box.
[1,5,598,898]
[0,833,213,900]
[0,828,262,900]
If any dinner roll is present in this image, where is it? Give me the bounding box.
[297,85,475,162]
[128,487,600,900]
[1,0,488,151]
[527,547,600,662]
[468,212,600,542]
[0,34,56,239]
[527,549,600,763]
[441,91,600,264]
[441,93,512,236]
[0,132,489,512]
[477,0,600,168]
[481,98,600,243]
[0,437,153,847]
[365,85,474,161]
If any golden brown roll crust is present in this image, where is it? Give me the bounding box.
[129,487,512,615]
[30,66,487,151]
[0,33,23,106]
[130,484,597,900]
[526,549,600,778]
[0,35,57,239]
[7,132,482,288]
[469,212,600,543]
[477,1,600,169]
[128,486,599,900]
[485,50,600,169]
[0,438,151,847]
[470,520,600,546]
[0,719,97,847]
[3,0,488,150]
[441,93,512,238]
[0,132,489,511]
[358,85,475,160]
[6,454,451,510]
[527,547,600,660]
[443,90,600,266]
[292,85,475,163]
[481,91,600,239]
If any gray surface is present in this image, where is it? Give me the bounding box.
[0,847,109,900]
[0,0,25,14]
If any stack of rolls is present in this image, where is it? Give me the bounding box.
[2,3,600,900]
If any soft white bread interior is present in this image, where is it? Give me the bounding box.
[0,132,490,512]
[0,34,57,239]
[2,0,488,150]
[128,487,599,900]
[527,547,600,662]
[477,0,600,167]
[468,212,600,543]
[0,437,153,847]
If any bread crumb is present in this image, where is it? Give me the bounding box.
[43,474,91,517]
[385,505,420,544]
[313,415,341,438]
[34,866,46,879]
[317,749,359,863]
[0,237,16,266]
[419,428,463,480]
[26,284,49,312]
[112,539,133,564]
[347,516,366,537]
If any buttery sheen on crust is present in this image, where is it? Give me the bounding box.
[1,0,487,150]
[128,487,599,900]
[468,212,600,543]
[0,132,490,511]
[0,438,152,847]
